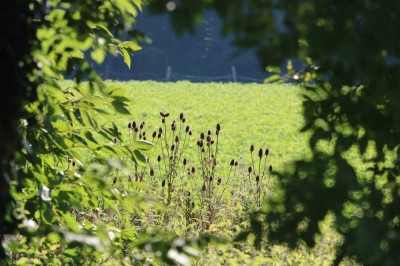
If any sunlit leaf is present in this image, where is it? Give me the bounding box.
[134,139,155,152]
[121,49,131,69]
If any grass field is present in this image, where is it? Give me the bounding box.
[96,81,342,265]
[14,80,343,265]
[108,80,311,171]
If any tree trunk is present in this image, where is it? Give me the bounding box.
[0,1,37,259]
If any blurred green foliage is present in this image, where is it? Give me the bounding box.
[148,0,400,264]
[1,0,210,264]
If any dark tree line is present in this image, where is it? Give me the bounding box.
[101,10,267,81]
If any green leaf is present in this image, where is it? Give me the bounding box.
[120,41,142,52]
[133,149,147,166]
[84,130,98,144]
[89,23,114,37]
[64,248,79,257]
[134,140,155,152]
[121,226,137,240]
[264,74,281,83]
[133,0,143,11]
[121,49,131,69]
[266,65,281,74]
[111,100,130,114]
[91,49,105,64]
[63,213,80,232]
[81,95,109,105]
[106,87,127,97]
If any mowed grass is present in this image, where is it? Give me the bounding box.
[107,80,311,172]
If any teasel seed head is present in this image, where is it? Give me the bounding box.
[250,145,254,152]
[152,131,157,138]
[202,184,206,192]
[162,179,166,187]
[72,161,75,167]
[256,175,260,182]
[269,165,273,172]
[157,155,161,162]
[160,112,169,118]
[140,122,145,129]
[162,118,165,124]
[230,159,235,166]
[248,166,252,173]
[186,125,190,133]
[200,132,205,140]
[217,178,221,185]
[128,122,131,129]
[159,127,163,134]
[150,168,154,176]
[171,144,175,151]
[182,118,186,123]
[132,121,136,129]
[235,161,238,166]
[216,123,221,132]
[265,148,269,156]
[189,131,192,136]
[179,113,184,120]
[208,130,211,136]
[191,166,195,173]
[175,136,179,143]
[113,176,117,184]
[183,158,187,165]
[258,148,263,158]
[158,133,162,139]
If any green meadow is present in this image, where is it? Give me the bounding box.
[108,80,311,171]
[94,81,342,265]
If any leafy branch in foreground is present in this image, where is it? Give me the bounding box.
[2,0,209,264]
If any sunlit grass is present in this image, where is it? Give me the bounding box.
[107,80,311,172]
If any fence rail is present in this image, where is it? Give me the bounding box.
[103,65,265,83]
